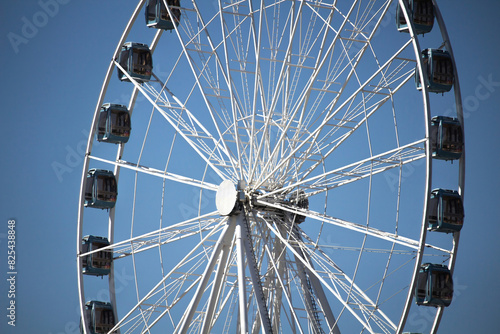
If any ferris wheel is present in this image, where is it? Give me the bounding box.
[77,0,465,333]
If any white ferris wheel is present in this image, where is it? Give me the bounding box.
[77,0,465,333]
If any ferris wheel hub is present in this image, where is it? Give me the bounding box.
[216,180,238,216]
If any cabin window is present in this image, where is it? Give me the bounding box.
[146,1,156,21]
[427,196,438,222]
[119,49,130,73]
[160,0,181,21]
[131,48,152,76]
[432,56,454,85]
[431,116,463,160]
[82,236,112,275]
[94,307,115,333]
[413,0,433,26]
[397,8,406,26]
[118,43,152,82]
[428,189,464,232]
[84,176,93,202]
[159,1,169,21]
[109,109,131,137]
[416,270,427,300]
[97,104,131,143]
[441,122,462,153]
[146,0,181,30]
[442,196,464,225]
[431,271,453,301]
[396,0,433,34]
[85,170,117,209]
[98,110,107,138]
[96,175,117,202]
[91,242,112,270]
[416,264,454,307]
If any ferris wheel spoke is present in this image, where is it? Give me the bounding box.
[248,1,306,184]
[262,7,339,185]
[108,217,228,333]
[162,5,243,177]
[292,224,397,333]
[253,0,390,186]
[263,219,393,334]
[145,76,239,179]
[114,60,237,181]
[259,138,426,200]
[88,155,218,191]
[80,212,221,261]
[124,249,213,333]
[250,2,326,183]
[253,35,415,189]
[247,0,268,180]
[252,1,340,185]
[216,0,255,179]
[174,2,260,178]
[176,218,236,333]
[257,200,450,254]
[268,3,350,161]
[288,64,416,182]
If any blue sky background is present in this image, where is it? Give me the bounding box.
[1,0,499,333]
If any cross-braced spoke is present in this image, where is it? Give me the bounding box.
[258,138,426,199]
[256,199,450,254]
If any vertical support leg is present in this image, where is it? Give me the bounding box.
[294,255,324,334]
[291,225,341,334]
[177,221,233,334]
[200,221,236,333]
[307,269,341,334]
[240,212,273,334]
[234,214,248,334]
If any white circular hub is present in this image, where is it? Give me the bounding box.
[216,180,238,216]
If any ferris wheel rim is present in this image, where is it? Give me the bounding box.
[77,1,464,333]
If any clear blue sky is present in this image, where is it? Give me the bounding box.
[1,1,499,333]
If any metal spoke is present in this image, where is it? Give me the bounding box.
[259,138,426,199]
[256,199,450,254]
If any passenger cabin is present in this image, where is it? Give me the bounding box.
[84,169,117,209]
[428,189,464,233]
[145,0,181,30]
[430,116,463,160]
[82,235,112,276]
[97,104,131,144]
[416,49,454,93]
[396,0,434,35]
[288,190,309,224]
[415,263,453,307]
[117,42,153,83]
[81,301,116,334]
